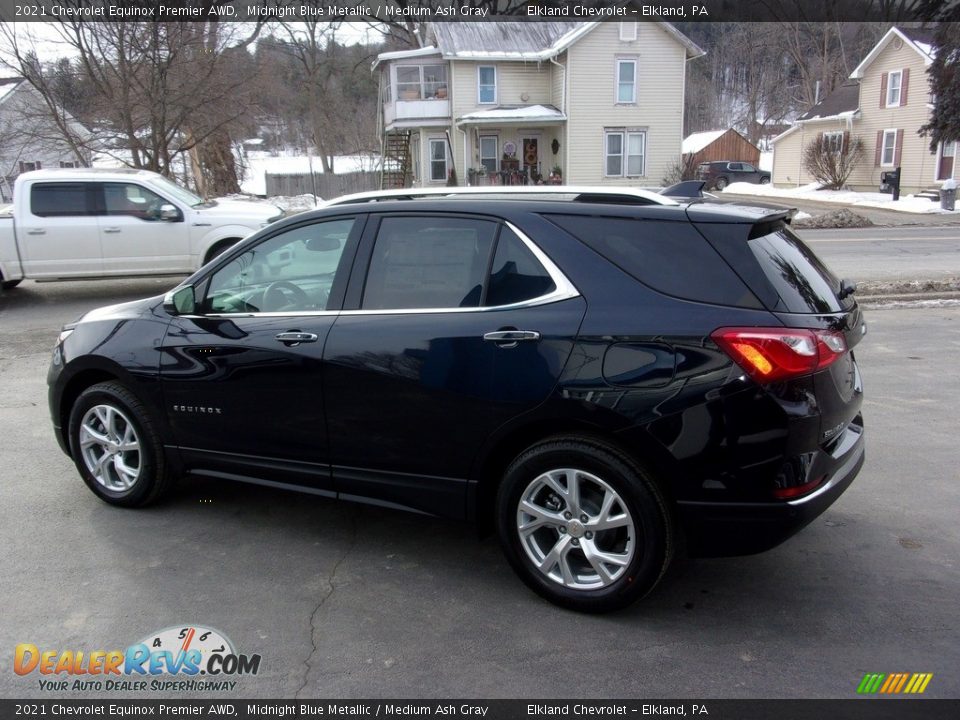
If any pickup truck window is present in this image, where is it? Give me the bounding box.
[30,183,94,217]
[104,183,168,221]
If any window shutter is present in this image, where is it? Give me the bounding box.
[879,72,888,108]
[894,129,904,166]
[900,68,909,106]
[18,161,24,173]
[875,130,883,166]
[36,161,41,170]
[842,130,850,153]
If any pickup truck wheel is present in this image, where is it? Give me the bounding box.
[203,239,239,266]
[68,382,175,507]
[1,278,22,290]
[496,436,673,613]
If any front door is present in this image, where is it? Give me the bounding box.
[99,182,191,275]
[522,137,540,179]
[323,214,585,517]
[938,141,955,181]
[159,215,363,492]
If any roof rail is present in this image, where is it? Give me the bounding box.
[322,185,678,207]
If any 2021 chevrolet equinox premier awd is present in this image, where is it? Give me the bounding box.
[49,187,865,612]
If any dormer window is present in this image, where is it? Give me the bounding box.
[886,70,902,107]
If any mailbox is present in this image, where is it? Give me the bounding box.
[881,167,902,200]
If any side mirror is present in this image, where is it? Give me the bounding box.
[163,285,196,316]
[159,204,181,222]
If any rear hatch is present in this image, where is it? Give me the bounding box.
[691,209,865,445]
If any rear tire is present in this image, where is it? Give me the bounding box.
[496,436,673,613]
[68,381,175,507]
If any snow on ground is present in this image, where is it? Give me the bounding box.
[217,193,321,215]
[721,181,955,214]
[241,151,381,196]
[793,210,812,220]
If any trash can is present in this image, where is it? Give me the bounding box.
[941,178,957,211]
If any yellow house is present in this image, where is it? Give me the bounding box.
[772,26,954,195]
[374,21,704,188]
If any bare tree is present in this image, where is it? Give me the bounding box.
[803,133,865,189]
[0,17,264,196]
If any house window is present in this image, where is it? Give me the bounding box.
[429,138,448,182]
[886,70,902,107]
[479,136,498,173]
[616,59,637,104]
[396,64,448,100]
[823,132,844,154]
[18,161,40,173]
[605,130,646,177]
[59,161,79,169]
[478,66,496,104]
[619,22,637,41]
[881,129,898,166]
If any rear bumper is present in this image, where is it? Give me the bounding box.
[678,422,865,557]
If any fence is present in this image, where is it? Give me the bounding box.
[265,171,379,200]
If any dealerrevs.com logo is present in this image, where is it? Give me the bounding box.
[14,625,261,692]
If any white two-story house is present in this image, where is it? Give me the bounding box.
[374,22,704,188]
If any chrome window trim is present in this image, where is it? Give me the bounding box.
[196,221,579,319]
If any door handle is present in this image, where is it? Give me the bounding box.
[483,330,541,346]
[103,227,121,234]
[26,229,46,235]
[275,331,319,345]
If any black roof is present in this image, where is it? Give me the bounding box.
[797,80,860,121]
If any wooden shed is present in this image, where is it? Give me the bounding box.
[682,128,760,166]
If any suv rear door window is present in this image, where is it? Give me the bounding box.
[747,226,847,314]
[362,216,497,310]
[485,227,555,306]
[545,214,760,308]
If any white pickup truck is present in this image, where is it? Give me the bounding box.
[0,168,282,290]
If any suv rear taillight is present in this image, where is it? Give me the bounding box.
[711,327,847,383]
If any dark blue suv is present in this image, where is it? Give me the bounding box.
[49,189,865,612]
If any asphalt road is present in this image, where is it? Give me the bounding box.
[0,278,958,700]
[800,225,960,283]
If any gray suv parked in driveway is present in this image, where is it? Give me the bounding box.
[697,161,771,190]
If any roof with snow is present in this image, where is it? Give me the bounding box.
[0,77,26,105]
[458,104,566,125]
[376,22,704,66]
[797,80,861,122]
[682,130,727,155]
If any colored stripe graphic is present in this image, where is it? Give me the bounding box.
[857,673,933,694]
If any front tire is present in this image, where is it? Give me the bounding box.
[496,437,673,612]
[714,177,728,190]
[1,278,22,290]
[759,176,770,185]
[68,382,174,507]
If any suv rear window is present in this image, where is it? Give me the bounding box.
[747,226,848,314]
[545,214,761,308]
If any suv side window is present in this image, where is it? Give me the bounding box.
[103,183,169,221]
[30,183,94,217]
[545,214,761,309]
[205,217,356,314]
[485,226,555,306]
[362,216,497,310]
